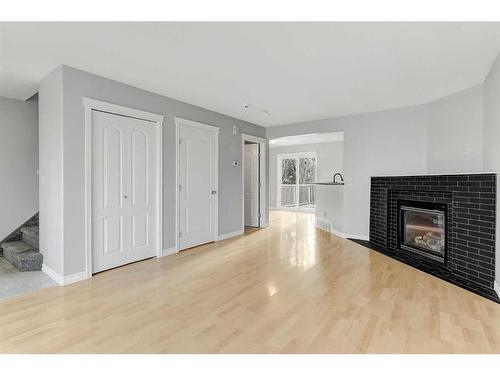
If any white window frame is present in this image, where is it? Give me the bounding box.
[277,152,318,212]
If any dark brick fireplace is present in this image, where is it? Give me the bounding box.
[357,173,498,302]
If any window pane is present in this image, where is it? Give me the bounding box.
[280,186,296,207]
[299,157,316,184]
[299,185,316,208]
[281,158,296,184]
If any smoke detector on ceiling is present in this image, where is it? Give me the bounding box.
[243,104,269,114]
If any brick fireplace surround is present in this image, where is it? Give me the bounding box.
[350,173,499,302]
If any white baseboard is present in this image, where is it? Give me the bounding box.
[330,228,346,238]
[269,206,279,210]
[316,226,347,239]
[63,271,87,285]
[260,222,269,228]
[494,280,500,299]
[160,247,178,257]
[217,229,244,241]
[42,264,87,286]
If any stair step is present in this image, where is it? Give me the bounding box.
[1,240,43,271]
[21,226,39,250]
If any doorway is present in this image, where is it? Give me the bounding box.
[244,142,260,227]
[241,134,267,232]
[176,118,219,250]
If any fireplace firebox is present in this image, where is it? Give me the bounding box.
[397,200,447,263]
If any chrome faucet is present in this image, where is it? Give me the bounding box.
[333,173,344,184]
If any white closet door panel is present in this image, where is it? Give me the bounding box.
[92,110,158,273]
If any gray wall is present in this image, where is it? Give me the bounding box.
[38,67,64,275]
[483,52,500,290]
[267,84,486,239]
[0,96,39,242]
[269,141,343,207]
[40,65,266,276]
[427,84,484,173]
[267,105,429,238]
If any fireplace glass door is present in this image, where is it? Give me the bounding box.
[400,205,446,261]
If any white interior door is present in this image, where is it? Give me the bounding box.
[178,122,218,250]
[92,110,158,273]
[244,143,260,227]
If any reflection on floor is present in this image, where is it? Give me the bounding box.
[1,210,500,353]
[0,257,56,300]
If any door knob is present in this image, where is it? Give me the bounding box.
[211,190,217,195]
[124,195,128,198]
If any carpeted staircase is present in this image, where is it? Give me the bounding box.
[0,215,42,271]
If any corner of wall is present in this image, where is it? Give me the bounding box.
[38,65,65,276]
[482,50,500,289]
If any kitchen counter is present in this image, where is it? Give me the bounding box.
[314,181,344,236]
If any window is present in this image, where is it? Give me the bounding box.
[278,152,317,210]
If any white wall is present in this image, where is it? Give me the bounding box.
[39,65,266,277]
[427,84,484,173]
[0,95,39,242]
[269,141,343,207]
[315,186,344,235]
[483,52,500,291]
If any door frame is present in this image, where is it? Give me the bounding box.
[83,98,164,279]
[276,151,318,212]
[175,117,220,251]
[241,134,268,231]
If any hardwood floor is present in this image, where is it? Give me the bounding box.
[1,210,500,353]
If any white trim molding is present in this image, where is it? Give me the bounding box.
[494,280,500,299]
[241,133,268,232]
[82,98,164,124]
[175,117,220,251]
[83,98,164,279]
[42,264,87,286]
[161,247,178,257]
[217,229,244,241]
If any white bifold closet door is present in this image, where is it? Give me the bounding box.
[92,110,158,273]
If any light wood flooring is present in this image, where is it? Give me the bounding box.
[1,211,500,353]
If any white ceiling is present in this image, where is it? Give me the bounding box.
[270,132,343,148]
[1,22,500,127]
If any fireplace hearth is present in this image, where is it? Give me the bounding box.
[354,173,499,303]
